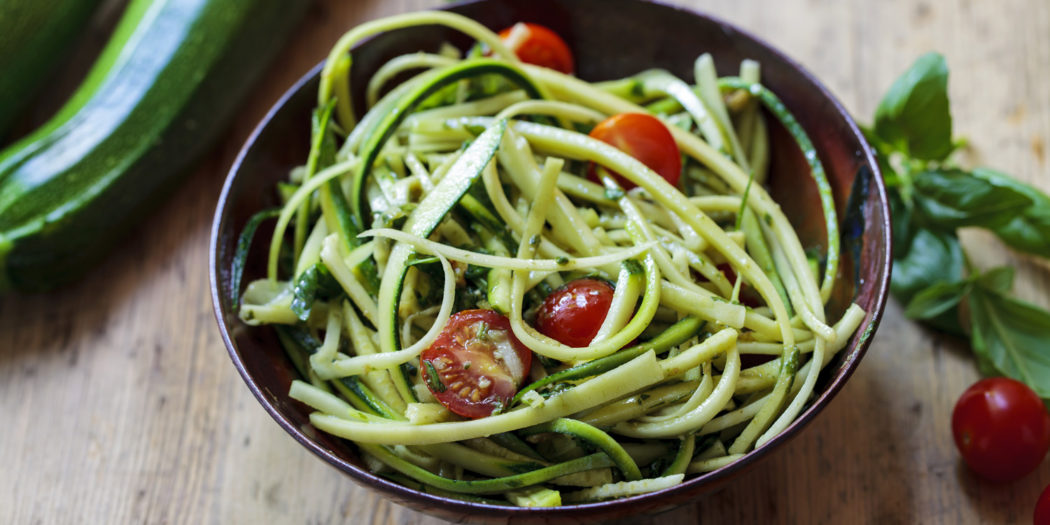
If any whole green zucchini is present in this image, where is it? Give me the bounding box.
[0,0,309,292]
[0,0,103,139]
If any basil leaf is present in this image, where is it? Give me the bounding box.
[912,169,1033,229]
[290,263,345,321]
[976,265,1014,293]
[970,168,1050,258]
[903,279,970,321]
[423,360,446,393]
[861,125,900,187]
[874,52,953,161]
[887,186,914,256]
[969,287,1050,398]
[230,208,280,310]
[890,227,964,304]
[891,227,967,335]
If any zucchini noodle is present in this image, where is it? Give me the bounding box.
[237,10,868,507]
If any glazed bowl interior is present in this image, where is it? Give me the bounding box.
[210,0,891,522]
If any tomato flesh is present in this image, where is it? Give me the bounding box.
[1035,484,1050,525]
[951,377,1050,482]
[498,22,574,74]
[535,278,615,348]
[420,309,532,419]
[587,113,682,190]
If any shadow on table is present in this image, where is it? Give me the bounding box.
[672,312,918,524]
[958,450,1048,523]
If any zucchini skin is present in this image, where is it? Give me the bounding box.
[0,0,309,292]
[0,0,103,139]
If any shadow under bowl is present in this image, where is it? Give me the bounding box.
[210,0,892,522]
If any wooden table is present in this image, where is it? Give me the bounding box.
[2,0,1048,523]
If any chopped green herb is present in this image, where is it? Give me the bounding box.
[423,361,446,393]
[490,400,505,415]
[622,258,644,276]
[475,322,490,341]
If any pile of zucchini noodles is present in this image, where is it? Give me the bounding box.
[237,11,866,506]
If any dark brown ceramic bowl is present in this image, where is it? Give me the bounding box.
[210,0,891,522]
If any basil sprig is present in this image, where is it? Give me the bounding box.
[867,52,1050,398]
[290,262,346,322]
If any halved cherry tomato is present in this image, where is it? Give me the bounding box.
[497,22,574,74]
[587,113,682,190]
[420,309,532,419]
[951,377,1050,482]
[1035,484,1050,525]
[535,278,615,348]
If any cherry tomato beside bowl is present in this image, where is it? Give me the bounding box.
[498,22,574,74]
[535,278,615,348]
[1035,484,1050,525]
[587,113,682,190]
[420,309,532,419]
[951,377,1050,483]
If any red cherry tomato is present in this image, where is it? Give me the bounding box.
[587,113,682,190]
[951,377,1050,482]
[535,278,615,348]
[420,309,532,419]
[1035,484,1050,525]
[498,22,574,74]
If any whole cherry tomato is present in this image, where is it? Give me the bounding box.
[587,113,682,190]
[1034,483,1050,525]
[952,377,1050,483]
[535,278,615,348]
[420,309,532,419]
[498,22,574,74]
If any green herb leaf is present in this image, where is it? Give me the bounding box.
[871,52,1050,399]
[475,321,490,341]
[290,263,345,321]
[970,168,1050,258]
[890,227,964,304]
[423,360,446,393]
[976,265,1014,293]
[969,287,1050,398]
[887,187,915,255]
[622,258,644,276]
[912,169,1033,229]
[873,52,953,161]
[890,227,967,334]
[230,208,281,310]
[903,279,970,321]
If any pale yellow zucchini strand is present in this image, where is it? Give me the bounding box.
[318,11,519,128]
[509,120,796,348]
[523,65,833,329]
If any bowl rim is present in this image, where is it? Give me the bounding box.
[209,0,892,517]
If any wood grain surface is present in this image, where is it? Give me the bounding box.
[2,0,1048,523]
